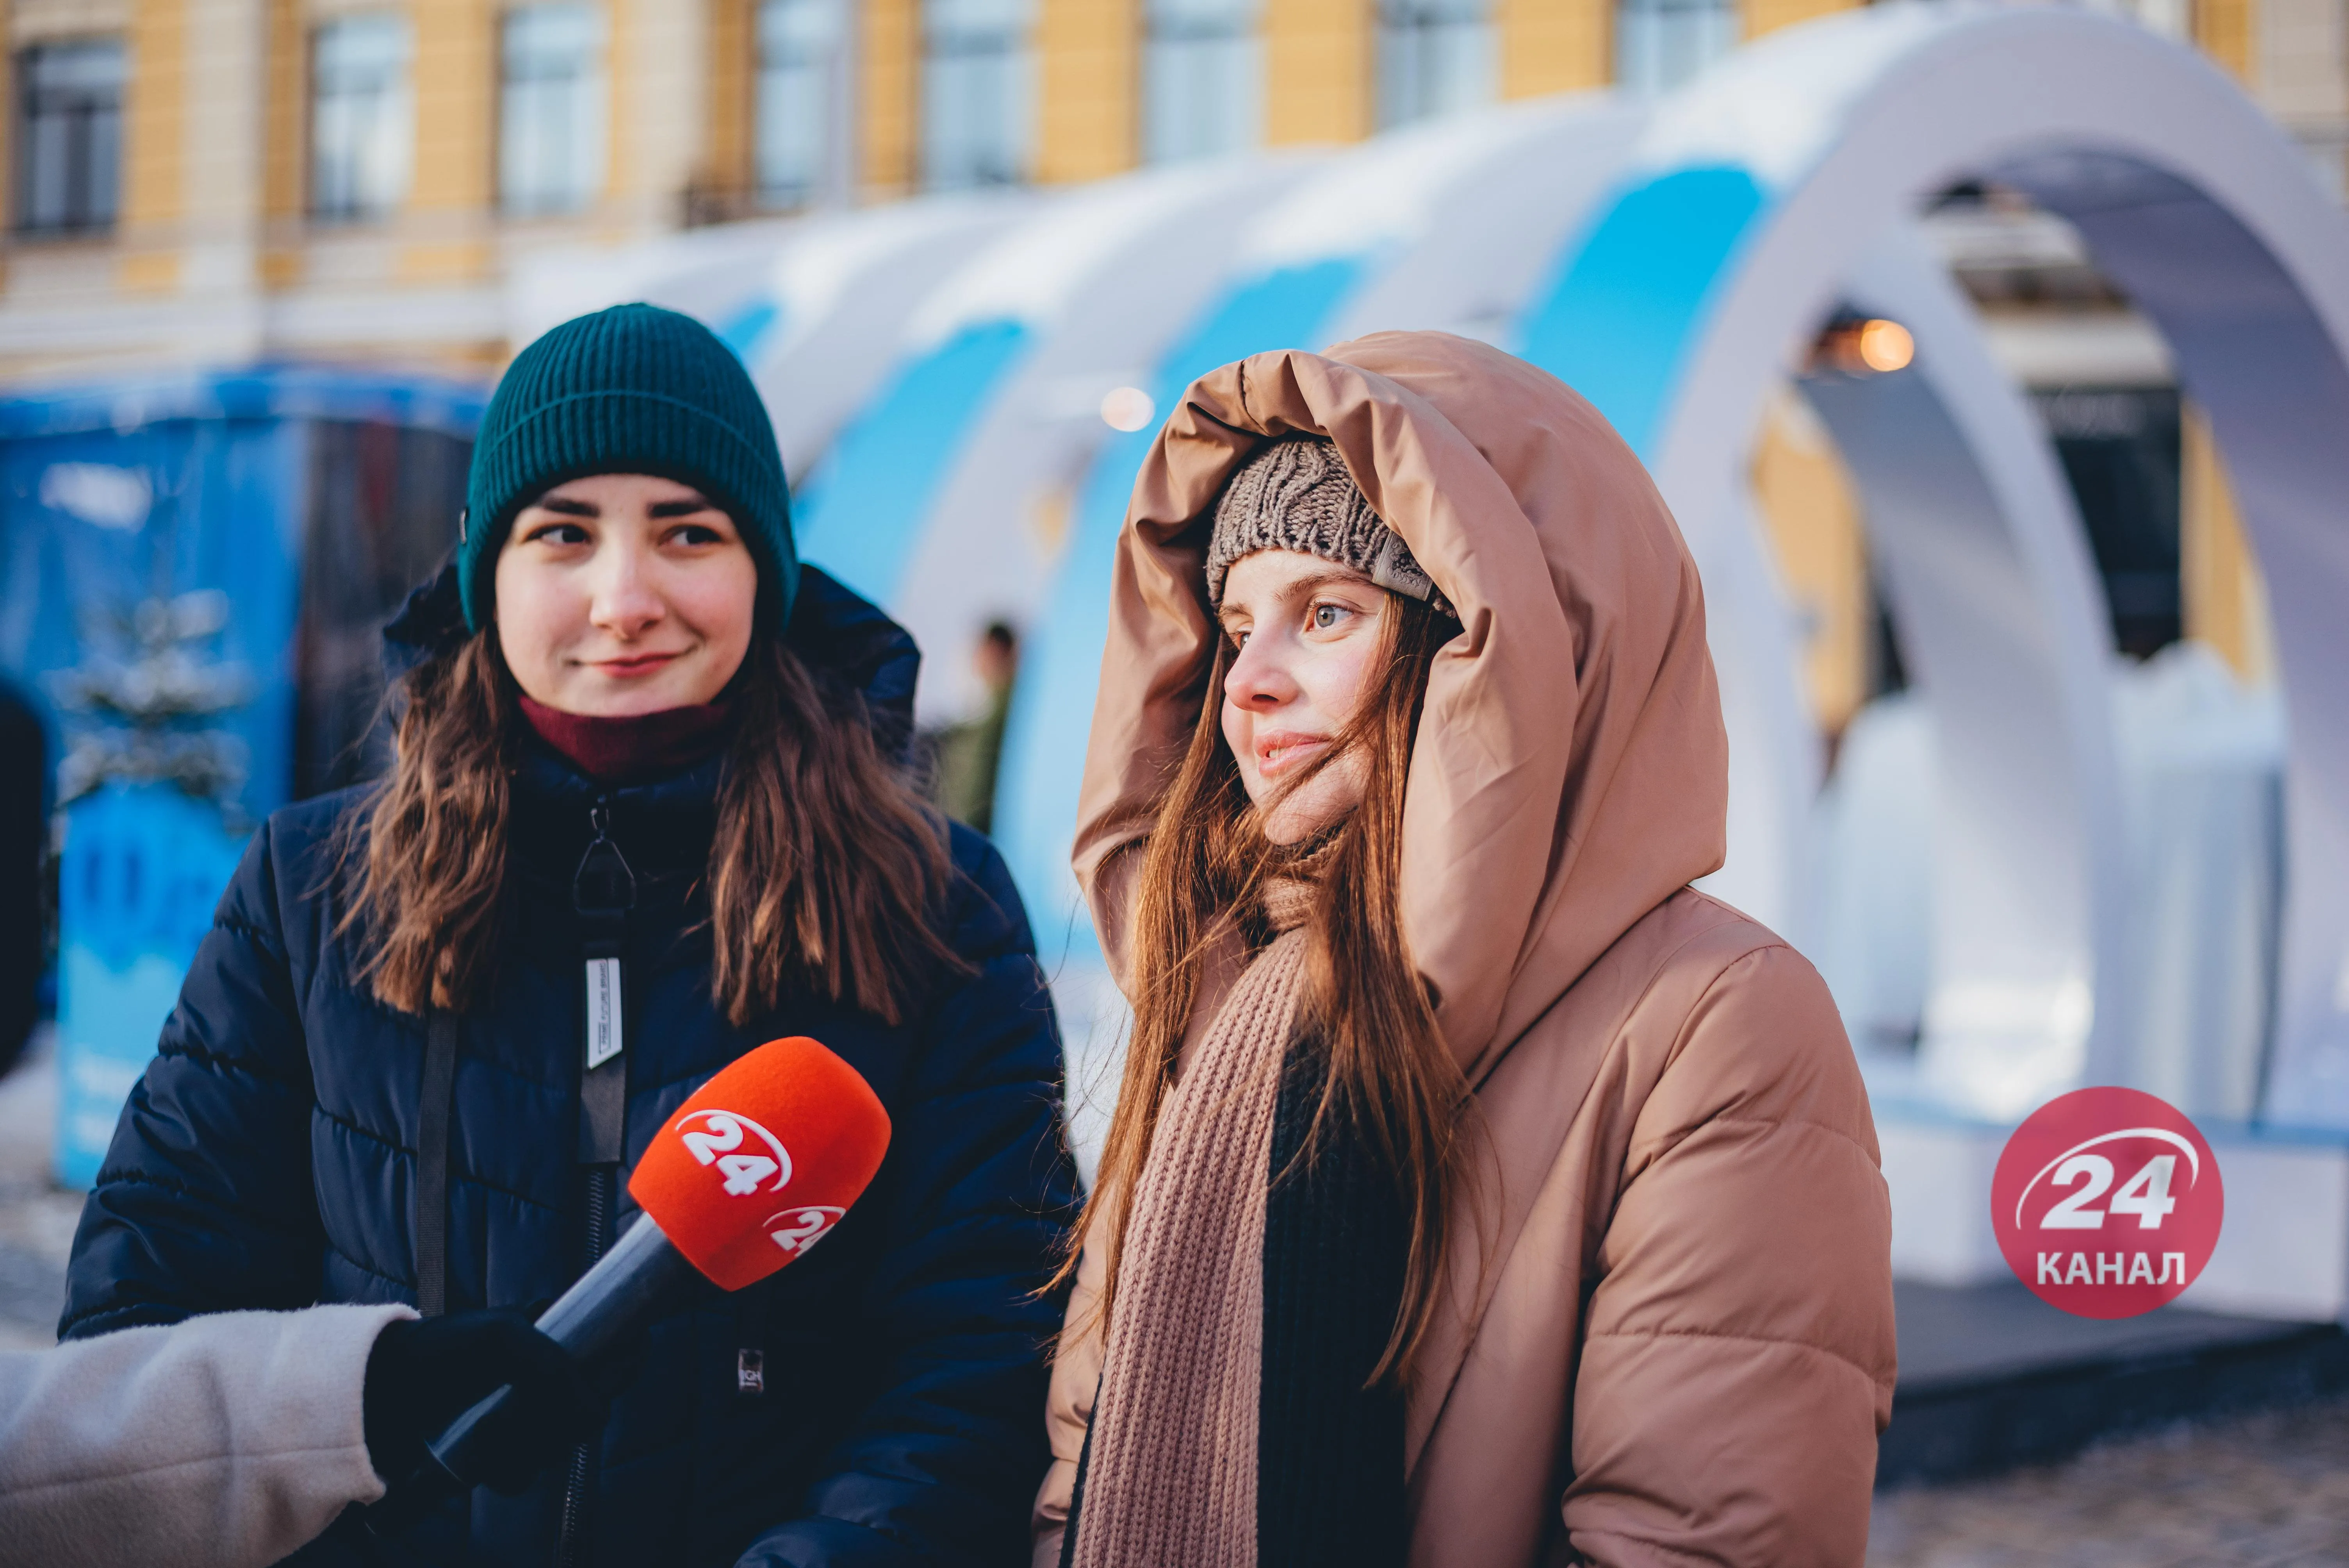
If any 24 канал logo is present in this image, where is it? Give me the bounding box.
[1991,1087,2224,1319]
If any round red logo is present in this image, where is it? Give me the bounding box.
[1991,1087,2223,1319]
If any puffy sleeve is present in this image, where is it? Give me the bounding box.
[736,830,1083,1568]
[0,1305,408,1568]
[60,819,328,1340]
[1561,942,1896,1568]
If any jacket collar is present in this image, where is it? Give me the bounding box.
[507,740,726,884]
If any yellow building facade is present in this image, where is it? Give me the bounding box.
[3,0,2340,381]
[0,0,2329,702]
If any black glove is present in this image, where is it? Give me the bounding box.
[362,1308,602,1495]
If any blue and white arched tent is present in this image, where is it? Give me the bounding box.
[991,92,1647,950]
[525,5,2349,1313]
[510,192,1035,480]
[787,155,1326,723]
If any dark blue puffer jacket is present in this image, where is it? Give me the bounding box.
[60,565,1081,1568]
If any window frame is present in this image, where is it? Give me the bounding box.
[1374,0,1495,132]
[12,36,126,239]
[919,0,1035,192]
[497,2,610,219]
[754,0,847,208]
[1612,0,1739,97]
[308,12,416,225]
[1142,0,1262,164]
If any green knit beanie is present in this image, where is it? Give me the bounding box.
[460,302,798,633]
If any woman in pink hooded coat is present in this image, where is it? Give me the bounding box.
[1035,332,1897,1568]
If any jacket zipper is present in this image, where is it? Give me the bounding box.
[555,1166,612,1568]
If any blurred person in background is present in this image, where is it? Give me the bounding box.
[59,303,1080,1567]
[1035,333,1896,1568]
[931,620,1020,834]
[0,680,44,1078]
[0,1303,597,1568]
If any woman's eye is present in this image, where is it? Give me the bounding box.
[530,522,591,546]
[1311,603,1351,631]
[669,523,724,547]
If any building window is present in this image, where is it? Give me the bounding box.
[1144,0,1260,163]
[1376,0,1494,130]
[922,0,1032,191]
[500,3,606,216]
[1614,0,1736,94]
[14,39,123,235]
[311,16,413,221]
[757,0,845,205]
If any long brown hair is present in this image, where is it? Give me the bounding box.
[1065,591,1468,1383]
[342,628,966,1026]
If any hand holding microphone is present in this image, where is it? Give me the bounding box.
[362,1309,601,1495]
[362,1037,892,1537]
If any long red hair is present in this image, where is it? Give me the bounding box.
[1061,592,1468,1382]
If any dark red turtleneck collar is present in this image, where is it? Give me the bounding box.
[518,694,736,786]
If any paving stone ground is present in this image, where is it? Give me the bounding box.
[1869,1397,2349,1566]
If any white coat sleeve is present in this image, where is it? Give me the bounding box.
[0,1303,414,1568]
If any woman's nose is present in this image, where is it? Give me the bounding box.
[589,546,666,638]
[1224,640,1296,709]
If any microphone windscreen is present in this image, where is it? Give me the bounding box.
[629,1037,891,1291]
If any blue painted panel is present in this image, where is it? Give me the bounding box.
[188,419,307,810]
[55,783,247,1188]
[0,417,306,821]
[0,367,485,1184]
[791,319,1033,609]
[1514,166,1768,459]
[716,300,783,365]
[992,258,1364,957]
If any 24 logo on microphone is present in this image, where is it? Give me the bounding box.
[677,1108,794,1195]
[674,1105,847,1256]
[1991,1086,2224,1319]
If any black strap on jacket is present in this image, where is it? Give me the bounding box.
[416,1005,458,1319]
[556,803,638,1568]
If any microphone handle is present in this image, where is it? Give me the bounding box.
[362,1213,701,1538]
[538,1209,697,1359]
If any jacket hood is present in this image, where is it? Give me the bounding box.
[1073,331,1728,1081]
[383,556,922,768]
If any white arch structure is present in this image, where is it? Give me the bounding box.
[1803,232,2128,1122]
[509,192,1034,478]
[1506,6,2349,1127]
[786,157,1324,719]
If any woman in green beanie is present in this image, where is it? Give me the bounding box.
[61,303,1082,1568]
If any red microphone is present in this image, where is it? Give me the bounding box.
[364,1037,890,1535]
[629,1034,891,1290]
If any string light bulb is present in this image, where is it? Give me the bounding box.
[1812,315,1916,375]
[1857,318,1915,372]
[1100,386,1155,432]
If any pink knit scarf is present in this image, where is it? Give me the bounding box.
[1069,893,1315,1568]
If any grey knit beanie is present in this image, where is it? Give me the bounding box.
[1204,436,1452,616]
